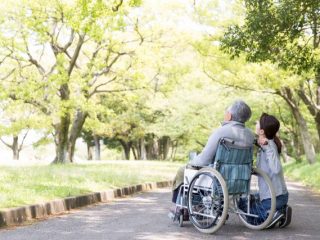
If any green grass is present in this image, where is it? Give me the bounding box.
[283,157,320,191]
[0,160,183,210]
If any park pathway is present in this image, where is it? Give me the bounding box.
[0,179,319,240]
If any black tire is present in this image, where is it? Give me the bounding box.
[187,168,229,234]
[236,167,276,230]
[178,213,183,227]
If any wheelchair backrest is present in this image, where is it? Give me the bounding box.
[214,138,253,195]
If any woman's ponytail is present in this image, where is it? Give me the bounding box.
[274,136,282,154]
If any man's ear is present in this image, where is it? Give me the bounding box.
[259,129,265,135]
[225,112,232,121]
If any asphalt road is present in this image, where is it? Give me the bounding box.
[0,179,319,240]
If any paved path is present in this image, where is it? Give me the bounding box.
[0,180,320,240]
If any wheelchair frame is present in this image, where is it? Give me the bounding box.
[172,138,276,234]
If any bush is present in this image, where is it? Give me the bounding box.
[283,156,320,191]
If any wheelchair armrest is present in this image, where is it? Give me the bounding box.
[186,164,202,170]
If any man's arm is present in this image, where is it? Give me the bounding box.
[189,129,222,166]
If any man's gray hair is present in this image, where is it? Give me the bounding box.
[227,100,252,123]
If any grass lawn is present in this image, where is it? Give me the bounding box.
[283,158,320,192]
[0,160,183,210]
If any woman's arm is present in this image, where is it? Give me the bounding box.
[261,142,281,174]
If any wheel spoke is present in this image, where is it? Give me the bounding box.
[188,169,228,233]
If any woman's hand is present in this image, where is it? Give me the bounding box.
[258,136,268,145]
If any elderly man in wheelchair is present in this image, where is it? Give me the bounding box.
[169,100,283,234]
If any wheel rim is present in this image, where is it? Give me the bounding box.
[236,167,276,230]
[188,172,225,230]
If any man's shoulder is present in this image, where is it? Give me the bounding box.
[244,127,255,137]
[219,122,254,135]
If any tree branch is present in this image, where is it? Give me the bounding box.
[307,79,315,104]
[18,130,29,152]
[92,87,145,95]
[62,29,75,51]
[203,69,277,94]
[0,138,12,149]
[134,19,144,45]
[25,43,46,75]
[68,34,85,76]
[0,50,13,65]
[274,98,294,133]
[196,140,205,147]
[279,87,296,109]
[0,68,15,81]
[9,94,50,115]
[112,0,124,12]
[297,85,318,114]
[89,76,118,98]
[82,41,109,79]
[92,51,129,78]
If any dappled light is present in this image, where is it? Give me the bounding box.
[1,183,320,239]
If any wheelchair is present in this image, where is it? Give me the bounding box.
[172,138,276,234]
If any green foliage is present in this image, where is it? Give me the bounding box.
[283,156,320,191]
[221,0,320,74]
[0,0,316,162]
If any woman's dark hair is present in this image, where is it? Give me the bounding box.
[259,113,282,154]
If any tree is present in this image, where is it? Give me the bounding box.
[191,31,316,163]
[0,98,50,160]
[221,0,320,159]
[0,0,143,163]
[219,0,320,163]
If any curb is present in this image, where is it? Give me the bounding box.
[0,180,172,227]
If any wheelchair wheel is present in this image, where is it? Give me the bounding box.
[235,167,276,230]
[187,168,229,234]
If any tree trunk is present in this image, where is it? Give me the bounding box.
[139,138,147,160]
[170,140,176,160]
[297,78,320,147]
[288,128,302,160]
[54,83,71,164]
[87,143,93,160]
[12,136,19,160]
[280,87,316,164]
[146,137,159,160]
[162,136,171,160]
[94,135,101,160]
[124,144,130,160]
[171,140,178,160]
[120,140,131,160]
[145,139,155,159]
[316,69,320,106]
[0,135,24,160]
[67,110,88,162]
[132,146,138,160]
[55,115,70,164]
[280,139,291,163]
[315,111,320,147]
[292,108,316,164]
[153,138,159,159]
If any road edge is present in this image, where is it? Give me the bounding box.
[0,180,172,227]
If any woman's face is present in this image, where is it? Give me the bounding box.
[255,120,261,135]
